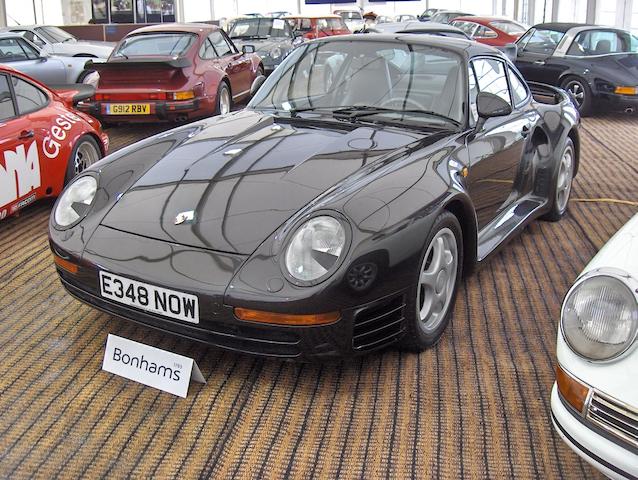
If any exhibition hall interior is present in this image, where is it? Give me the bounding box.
[0,0,636,478]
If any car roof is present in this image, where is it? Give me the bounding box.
[533,22,597,32]
[311,33,504,58]
[127,23,218,35]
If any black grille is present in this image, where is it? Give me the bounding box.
[587,391,638,450]
[352,295,405,351]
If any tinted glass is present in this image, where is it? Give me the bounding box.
[521,28,564,54]
[567,29,638,55]
[508,67,528,104]
[452,21,477,36]
[12,76,47,115]
[0,74,15,120]
[208,31,234,57]
[113,33,196,57]
[250,41,465,125]
[15,30,46,48]
[0,38,39,61]
[490,21,527,35]
[34,26,75,43]
[475,26,497,38]
[228,18,290,38]
[473,58,511,104]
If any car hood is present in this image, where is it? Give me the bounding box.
[100,109,431,254]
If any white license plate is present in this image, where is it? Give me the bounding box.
[99,271,199,324]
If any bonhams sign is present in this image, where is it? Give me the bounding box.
[102,334,205,397]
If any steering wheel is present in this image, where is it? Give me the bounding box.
[378,96,426,111]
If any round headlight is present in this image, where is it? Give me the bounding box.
[562,274,638,360]
[54,175,98,228]
[270,47,282,59]
[284,215,347,284]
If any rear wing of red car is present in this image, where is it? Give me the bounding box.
[49,84,96,105]
[87,57,192,71]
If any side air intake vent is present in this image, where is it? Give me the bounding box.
[352,295,405,351]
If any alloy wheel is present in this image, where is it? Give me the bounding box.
[556,144,574,213]
[74,141,100,175]
[416,227,458,334]
[565,81,585,107]
[219,88,231,115]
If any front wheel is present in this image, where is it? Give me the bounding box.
[64,135,102,185]
[399,211,463,351]
[215,82,231,115]
[542,138,574,222]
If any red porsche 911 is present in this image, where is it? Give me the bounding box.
[0,66,107,221]
[78,24,264,124]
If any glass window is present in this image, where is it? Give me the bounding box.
[0,75,15,120]
[0,38,39,62]
[490,21,527,36]
[12,76,47,115]
[567,29,638,55]
[228,18,291,39]
[111,0,134,23]
[473,58,511,105]
[208,31,234,57]
[92,0,107,22]
[33,26,75,44]
[474,26,498,38]
[113,33,196,57]
[453,21,477,36]
[520,28,565,54]
[199,39,215,59]
[468,65,478,124]
[508,67,528,105]
[14,30,46,48]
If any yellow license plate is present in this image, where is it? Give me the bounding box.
[105,103,150,115]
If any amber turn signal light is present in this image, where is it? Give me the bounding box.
[614,86,638,95]
[171,91,195,101]
[234,307,340,326]
[556,364,589,414]
[52,254,79,274]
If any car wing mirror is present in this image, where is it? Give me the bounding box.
[242,45,256,54]
[475,91,512,130]
[503,43,518,61]
[250,74,266,97]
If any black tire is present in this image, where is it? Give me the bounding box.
[542,138,575,222]
[77,69,97,84]
[215,82,231,115]
[399,211,463,351]
[64,135,102,185]
[561,76,592,116]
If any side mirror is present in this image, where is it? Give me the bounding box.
[502,43,518,61]
[242,45,255,54]
[477,91,512,119]
[250,74,266,97]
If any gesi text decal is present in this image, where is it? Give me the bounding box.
[43,111,83,159]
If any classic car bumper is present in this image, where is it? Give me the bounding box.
[551,384,638,480]
[77,98,207,122]
[597,92,638,111]
[51,227,408,361]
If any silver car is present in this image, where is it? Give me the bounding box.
[0,25,114,58]
[0,34,95,85]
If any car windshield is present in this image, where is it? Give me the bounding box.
[249,40,465,127]
[490,20,527,35]
[432,12,470,23]
[113,33,196,57]
[567,29,638,55]
[34,26,76,43]
[519,28,565,54]
[337,11,362,21]
[228,18,291,39]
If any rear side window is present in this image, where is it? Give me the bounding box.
[472,58,511,105]
[0,74,15,120]
[12,76,47,115]
[508,67,529,105]
[567,29,638,55]
[474,26,497,39]
[208,31,234,57]
[520,28,565,54]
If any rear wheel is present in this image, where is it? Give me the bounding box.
[399,211,463,351]
[561,76,592,116]
[542,138,574,222]
[64,135,101,185]
[215,82,231,115]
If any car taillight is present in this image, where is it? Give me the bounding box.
[170,90,195,101]
[95,93,109,101]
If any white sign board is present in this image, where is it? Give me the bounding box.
[102,334,206,398]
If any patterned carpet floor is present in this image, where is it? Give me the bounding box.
[0,116,636,479]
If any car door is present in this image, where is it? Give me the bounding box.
[465,57,533,230]
[515,28,566,84]
[0,73,50,214]
[0,37,66,85]
[209,30,252,99]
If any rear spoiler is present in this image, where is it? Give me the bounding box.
[49,84,96,104]
[87,57,192,71]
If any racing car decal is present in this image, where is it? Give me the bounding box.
[0,141,40,207]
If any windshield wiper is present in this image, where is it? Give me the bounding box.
[331,106,461,126]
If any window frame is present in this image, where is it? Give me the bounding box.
[0,73,18,122]
[11,74,50,116]
[470,56,515,110]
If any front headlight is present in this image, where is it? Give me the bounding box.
[561,274,638,360]
[284,215,347,284]
[270,47,282,59]
[53,175,98,228]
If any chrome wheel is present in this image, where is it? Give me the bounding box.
[556,144,574,213]
[417,227,458,333]
[74,140,100,175]
[565,80,585,107]
[219,87,231,115]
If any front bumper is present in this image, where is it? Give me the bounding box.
[52,227,408,361]
[78,98,206,122]
[551,384,638,480]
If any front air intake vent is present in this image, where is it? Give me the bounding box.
[352,295,405,351]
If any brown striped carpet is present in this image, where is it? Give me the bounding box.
[1,116,636,479]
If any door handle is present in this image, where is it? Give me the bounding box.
[533,60,545,65]
[18,130,34,139]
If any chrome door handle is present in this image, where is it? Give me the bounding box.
[18,130,34,139]
[533,60,545,65]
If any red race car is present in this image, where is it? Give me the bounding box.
[451,16,528,47]
[0,66,108,221]
[79,24,263,124]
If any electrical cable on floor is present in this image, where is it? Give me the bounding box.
[571,197,638,207]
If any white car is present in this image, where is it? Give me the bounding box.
[552,213,638,479]
[0,25,114,59]
[333,9,364,32]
